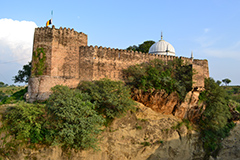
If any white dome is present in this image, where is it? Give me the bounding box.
[149,37,175,56]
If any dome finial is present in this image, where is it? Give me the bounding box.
[161,31,163,40]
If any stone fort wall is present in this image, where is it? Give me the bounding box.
[27,26,209,102]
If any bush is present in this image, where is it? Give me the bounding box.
[46,85,105,150]
[0,102,46,147]
[123,59,193,100]
[0,85,106,153]
[78,78,136,119]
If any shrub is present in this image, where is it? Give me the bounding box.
[46,85,105,150]
[0,102,46,146]
[123,59,193,100]
[78,78,136,119]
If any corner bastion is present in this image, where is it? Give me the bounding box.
[27,26,209,102]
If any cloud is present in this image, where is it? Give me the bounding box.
[202,41,240,60]
[204,28,210,33]
[0,18,37,65]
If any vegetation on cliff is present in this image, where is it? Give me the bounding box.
[0,79,135,156]
[199,78,234,158]
[1,59,240,158]
[123,59,193,100]
[78,79,136,121]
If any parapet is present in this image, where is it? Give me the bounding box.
[79,45,179,61]
[34,25,88,46]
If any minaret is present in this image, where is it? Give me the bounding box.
[191,51,194,60]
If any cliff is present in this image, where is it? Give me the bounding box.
[1,103,205,160]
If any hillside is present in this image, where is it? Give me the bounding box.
[0,102,205,160]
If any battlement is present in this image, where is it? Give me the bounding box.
[35,25,87,36]
[79,45,179,63]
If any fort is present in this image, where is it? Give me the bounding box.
[27,25,209,102]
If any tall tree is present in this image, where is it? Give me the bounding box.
[222,78,231,86]
[126,40,155,53]
[13,62,31,83]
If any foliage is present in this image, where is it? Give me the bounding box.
[0,87,27,105]
[0,85,106,153]
[78,78,136,120]
[13,62,31,83]
[222,78,231,86]
[127,40,155,53]
[0,102,46,151]
[216,80,222,86]
[0,82,8,87]
[199,78,232,157]
[46,85,105,150]
[221,86,240,103]
[123,59,193,100]
[32,47,46,76]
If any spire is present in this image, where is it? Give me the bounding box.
[161,31,163,40]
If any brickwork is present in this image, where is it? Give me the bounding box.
[27,26,209,102]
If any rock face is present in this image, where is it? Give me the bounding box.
[6,103,204,160]
[132,89,205,122]
[174,90,206,122]
[217,121,240,160]
[132,89,179,115]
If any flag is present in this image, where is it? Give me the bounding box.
[46,19,52,27]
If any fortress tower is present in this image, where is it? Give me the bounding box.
[27,26,209,102]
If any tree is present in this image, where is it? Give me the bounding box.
[222,78,231,86]
[199,78,232,156]
[126,40,155,53]
[0,82,8,87]
[13,62,31,83]
[216,80,222,86]
[138,40,155,53]
[46,85,105,150]
[78,78,136,119]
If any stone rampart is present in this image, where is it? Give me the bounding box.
[27,26,209,102]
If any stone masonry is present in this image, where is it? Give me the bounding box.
[27,26,209,102]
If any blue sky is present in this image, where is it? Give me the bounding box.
[0,0,240,85]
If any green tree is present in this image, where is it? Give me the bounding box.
[46,85,105,150]
[216,80,222,86]
[138,40,155,53]
[222,78,231,86]
[0,82,8,87]
[13,62,31,83]
[79,78,136,120]
[127,40,155,53]
[0,102,46,149]
[200,78,232,157]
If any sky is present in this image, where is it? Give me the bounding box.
[0,0,240,85]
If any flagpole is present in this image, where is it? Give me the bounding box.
[51,10,53,24]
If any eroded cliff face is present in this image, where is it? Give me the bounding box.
[6,103,204,160]
[132,89,205,122]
